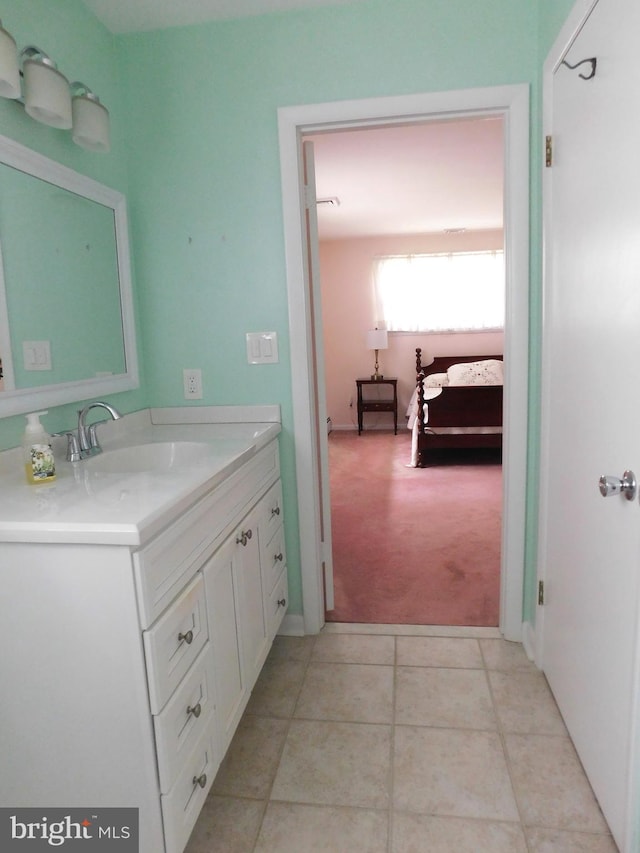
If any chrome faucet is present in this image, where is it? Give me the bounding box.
[77,401,122,457]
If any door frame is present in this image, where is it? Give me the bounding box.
[278,85,530,639]
[536,0,598,666]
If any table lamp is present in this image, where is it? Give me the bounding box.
[366,328,388,381]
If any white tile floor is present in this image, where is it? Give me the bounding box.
[185,625,618,852]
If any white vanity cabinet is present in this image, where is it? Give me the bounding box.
[259,480,288,641]
[204,479,288,758]
[0,436,288,853]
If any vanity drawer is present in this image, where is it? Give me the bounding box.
[259,480,284,545]
[144,574,208,714]
[134,441,280,628]
[262,524,286,596]
[154,642,217,794]
[161,722,218,853]
[266,568,288,641]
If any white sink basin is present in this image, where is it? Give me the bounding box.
[83,441,213,474]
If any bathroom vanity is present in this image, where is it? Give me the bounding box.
[0,407,287,853]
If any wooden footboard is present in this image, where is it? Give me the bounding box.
[415,349,503,466]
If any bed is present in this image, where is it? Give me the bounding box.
[407,349,503,467]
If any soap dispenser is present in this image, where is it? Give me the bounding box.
[23,410,56,484]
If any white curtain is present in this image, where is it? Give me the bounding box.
[374,251,505,333]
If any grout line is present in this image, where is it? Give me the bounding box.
[480,641,533,852]
[388,635,397,853]
[249,633,319,852]
[322,622,502,638]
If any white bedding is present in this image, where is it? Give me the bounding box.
[406,359,504,467]
[405,386,442,430]
[406,387,442,467]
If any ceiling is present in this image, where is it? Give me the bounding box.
[80,1,504,240]
[308,117,504,240]
[81,0,370,33]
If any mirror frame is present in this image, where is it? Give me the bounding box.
[0,133,139,418]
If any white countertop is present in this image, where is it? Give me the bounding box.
[0,407,281,546]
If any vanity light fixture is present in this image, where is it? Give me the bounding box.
[0,21,110,152]
[0,21,20,99]
[21,46,72,129]
[71,82,110,152]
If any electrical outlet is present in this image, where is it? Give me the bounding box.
[183,368,203,399]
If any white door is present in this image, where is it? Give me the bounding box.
[203,536,246,757]
[540,0,640,848]
[301,140,334,611]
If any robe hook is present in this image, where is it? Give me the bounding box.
[561,57,597,80]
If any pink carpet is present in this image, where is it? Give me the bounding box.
[326,430,502,626]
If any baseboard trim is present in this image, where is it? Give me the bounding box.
[329,425,408,432]
[522,620,539,666]
[278,613,305,636]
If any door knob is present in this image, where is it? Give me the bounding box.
[598,470,637,500]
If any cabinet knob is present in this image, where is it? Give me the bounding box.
[192,773,207,789]
[236,528,253,547]
[187,703,202,719]
[178,630,194,645]
[274,552,284,562]
[271,506,280,516]
[277,598,287,608]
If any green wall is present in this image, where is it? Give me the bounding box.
[0,0,580,626]
[118,0,538,617]
[0,0,147,449]
[539,0,579,57]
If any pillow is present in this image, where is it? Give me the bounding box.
[447,359,504,386]
[424,372,449,388]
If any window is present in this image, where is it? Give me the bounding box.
[374,250,505,333]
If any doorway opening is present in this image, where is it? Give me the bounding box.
[278,85,530,640]
[305,117,505,626]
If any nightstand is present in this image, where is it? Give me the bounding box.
[356,378,398,434]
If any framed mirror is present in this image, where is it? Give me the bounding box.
[0,133,138,418]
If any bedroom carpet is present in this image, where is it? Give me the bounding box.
[326,430,502,626]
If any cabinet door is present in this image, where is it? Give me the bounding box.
[203,536,246,757]
[234,502,269,688]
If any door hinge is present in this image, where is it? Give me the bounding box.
[538,580,545,606]
[545,135,553,167]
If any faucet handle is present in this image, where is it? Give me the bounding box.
[52,431,81,463]
[87,419,111,453]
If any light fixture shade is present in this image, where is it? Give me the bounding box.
[0,22,20,99]
[366,328,388,351]
[72,93,110,152]
[23,57,72,129]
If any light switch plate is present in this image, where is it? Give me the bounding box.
[246,332,279,364]
[23,340,52,371]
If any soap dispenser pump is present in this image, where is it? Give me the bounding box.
[23,410,56,484]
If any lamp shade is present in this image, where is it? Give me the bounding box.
[23,55,72,129]
[366,328,388,351]
[72,92,110,152]
[0,22,20,99]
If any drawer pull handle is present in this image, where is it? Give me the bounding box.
[274,552,284,562]
[178,630,194,645]
[193,773,207,789]
[278,598,287,608]
[236,528,253,547]
[271,506,280,516]
[187,703,202,719]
